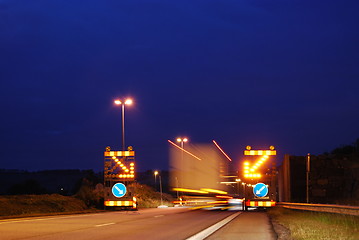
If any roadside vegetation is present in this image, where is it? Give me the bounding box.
[0,194,90,218]
[74,180,174,209]
[268,207,359,240]
[0,182,173,218]
[128,182,174,208]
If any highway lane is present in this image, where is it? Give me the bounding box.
[0,208,236,240]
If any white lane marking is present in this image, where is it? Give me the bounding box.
[0,213,108,225]
[154,215,164,218]
[185,212,241,240]
[95,222,115,227]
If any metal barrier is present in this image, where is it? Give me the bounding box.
[277,202,359,216]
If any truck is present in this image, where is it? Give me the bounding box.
[242,146,277,210]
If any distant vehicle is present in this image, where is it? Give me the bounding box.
[228,198,243,206]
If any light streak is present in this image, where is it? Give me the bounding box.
[212,140,232,161]
[168,140,202,160]
[207,201,228,204]
[173,188,208,194]
[200,188,228,194]
[215,195,233,199]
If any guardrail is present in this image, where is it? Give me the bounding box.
[276,202,359,216]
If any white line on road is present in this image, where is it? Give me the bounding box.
[154,215,164,218]
[0,213,108,225]
[95,222,115,227]
[185,212,242,240]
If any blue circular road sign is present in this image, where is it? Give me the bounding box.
[112,183,127,198]
[253,183,268,198]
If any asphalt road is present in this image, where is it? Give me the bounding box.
[206,212,276,240]
[0,208,276,240]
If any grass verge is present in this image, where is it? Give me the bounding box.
[0,194,97,219]
[0,183,174,219]
[267,207,359,240]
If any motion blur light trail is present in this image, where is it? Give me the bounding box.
[212,140,232,161]
[169,142,229,201]
[168,140,202,160]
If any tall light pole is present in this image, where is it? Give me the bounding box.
[176,137,188,169]
[306,153,310,203]
[176,137,188,199]
[154,171,163,206]
[114,98,133,151]
[154,170,158,190]
[159,174,163,206]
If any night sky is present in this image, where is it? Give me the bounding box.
[1,0,358,172]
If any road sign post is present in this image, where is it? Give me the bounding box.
[253,183,268,198]
[112,183,127,198]
[104,146,137,210]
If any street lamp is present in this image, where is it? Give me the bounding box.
[154,171,163,206]
[176,137,188,199]
[154,170,158,189]
[114,98,133,151]
[176,137,188,149]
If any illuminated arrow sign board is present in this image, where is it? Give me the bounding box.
[104,147,136,180]
[243,146,276,179]
[253,183,268,198]
[244,150,276,156]
[112,183,127,198]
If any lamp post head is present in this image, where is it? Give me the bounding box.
[114,99,133,105]
[176,137,189,143]
[125,99,133,105]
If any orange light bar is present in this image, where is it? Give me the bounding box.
[104,151,135,157]
[244,150,276,156]
[246,200,276,207]
[104,200,133,207]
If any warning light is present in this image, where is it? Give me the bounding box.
[243,157,266,179]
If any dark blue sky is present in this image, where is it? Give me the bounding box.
[1,0,358,172]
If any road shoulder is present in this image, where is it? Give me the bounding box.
[205,211,276,240]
